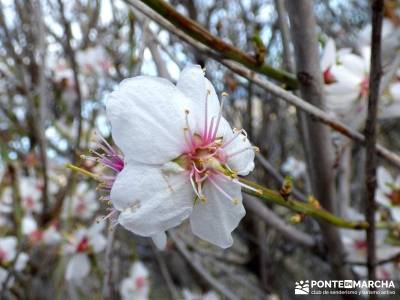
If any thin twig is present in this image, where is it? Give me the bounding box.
[243,195,316,248]
[169,231,240,300]
[127,0,297,88]
[364,0,384,292]
[152,245,180,300]
[256,153,307,202]
[33,0,50,222]
[102,227,115,300]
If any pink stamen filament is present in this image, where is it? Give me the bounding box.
[183,128,193,151]
[203,90,210,140]
[208,176,238,203]
[217,173,261,194]
[206,117,215,143]
[226,146,255,159]
[211,95,225,141]
[222,129,247,149]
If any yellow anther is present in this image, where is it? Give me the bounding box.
[253,146,260,152]
[200,196,207,203]
[221,92,229,97]
[232,198,240,205]
[307,195,321,209]
[290,214,303,224]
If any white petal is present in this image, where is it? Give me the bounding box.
[320,38,336,71]
[376,189,390,207]
[14,253,29,271]
[325,80,359,96]
[130,261,149,279]
[106,76,194,164]
[112,163,194,236]
[377,166,393,194]
[358,24,371,45]
[91,233,107,253]
[43,226,61,245]
[65,253,90,281]
[176,65,221,132]
[22,214,38,235]
[222,121,255,176]
[0,237,17,262]
[86,222,107,252]
[204,291,220,300]
[338,53,367,78]
[329,65,362,87]
[390,207,400,222]
[190,176,245,248]
[325,92,359,112]
[151,232,167,250]
[389,82,400,102]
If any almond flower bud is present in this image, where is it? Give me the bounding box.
[106,65,256,248]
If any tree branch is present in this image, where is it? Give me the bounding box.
[364,0,384,292]
[130,0,297,88]
[243,195,316,248]
[286,0,356,289]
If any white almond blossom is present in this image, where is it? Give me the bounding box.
[341,229,399,280]
[0,178,42,217]
[20,177,43,213]
[22,213,38,236]
[376,166,400,222]
[28,222,62,246]
[341,208,400,279]
[281,156,306,179]
[0,187,13,214]
[320,38,370,114]
[120,261,150,300]
[63,182,99,220]
[76,46,111,75]
[107,65,256,248]
[64,222,107,281]
[183,289,220,300]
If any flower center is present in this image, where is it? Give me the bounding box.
[386,188,400,206]
[354,239,367,250]
[30,230,44,242]
[135,276,146,289]
[75,200,87,213]
[0,249,6,264]
[323,68,336,84]
[76,237,89,252]
[173,88,258,204]
[360,76,369,97]
[25,196,35,209]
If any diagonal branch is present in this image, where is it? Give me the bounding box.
[128,0,297,88]
[243,195,316,248]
